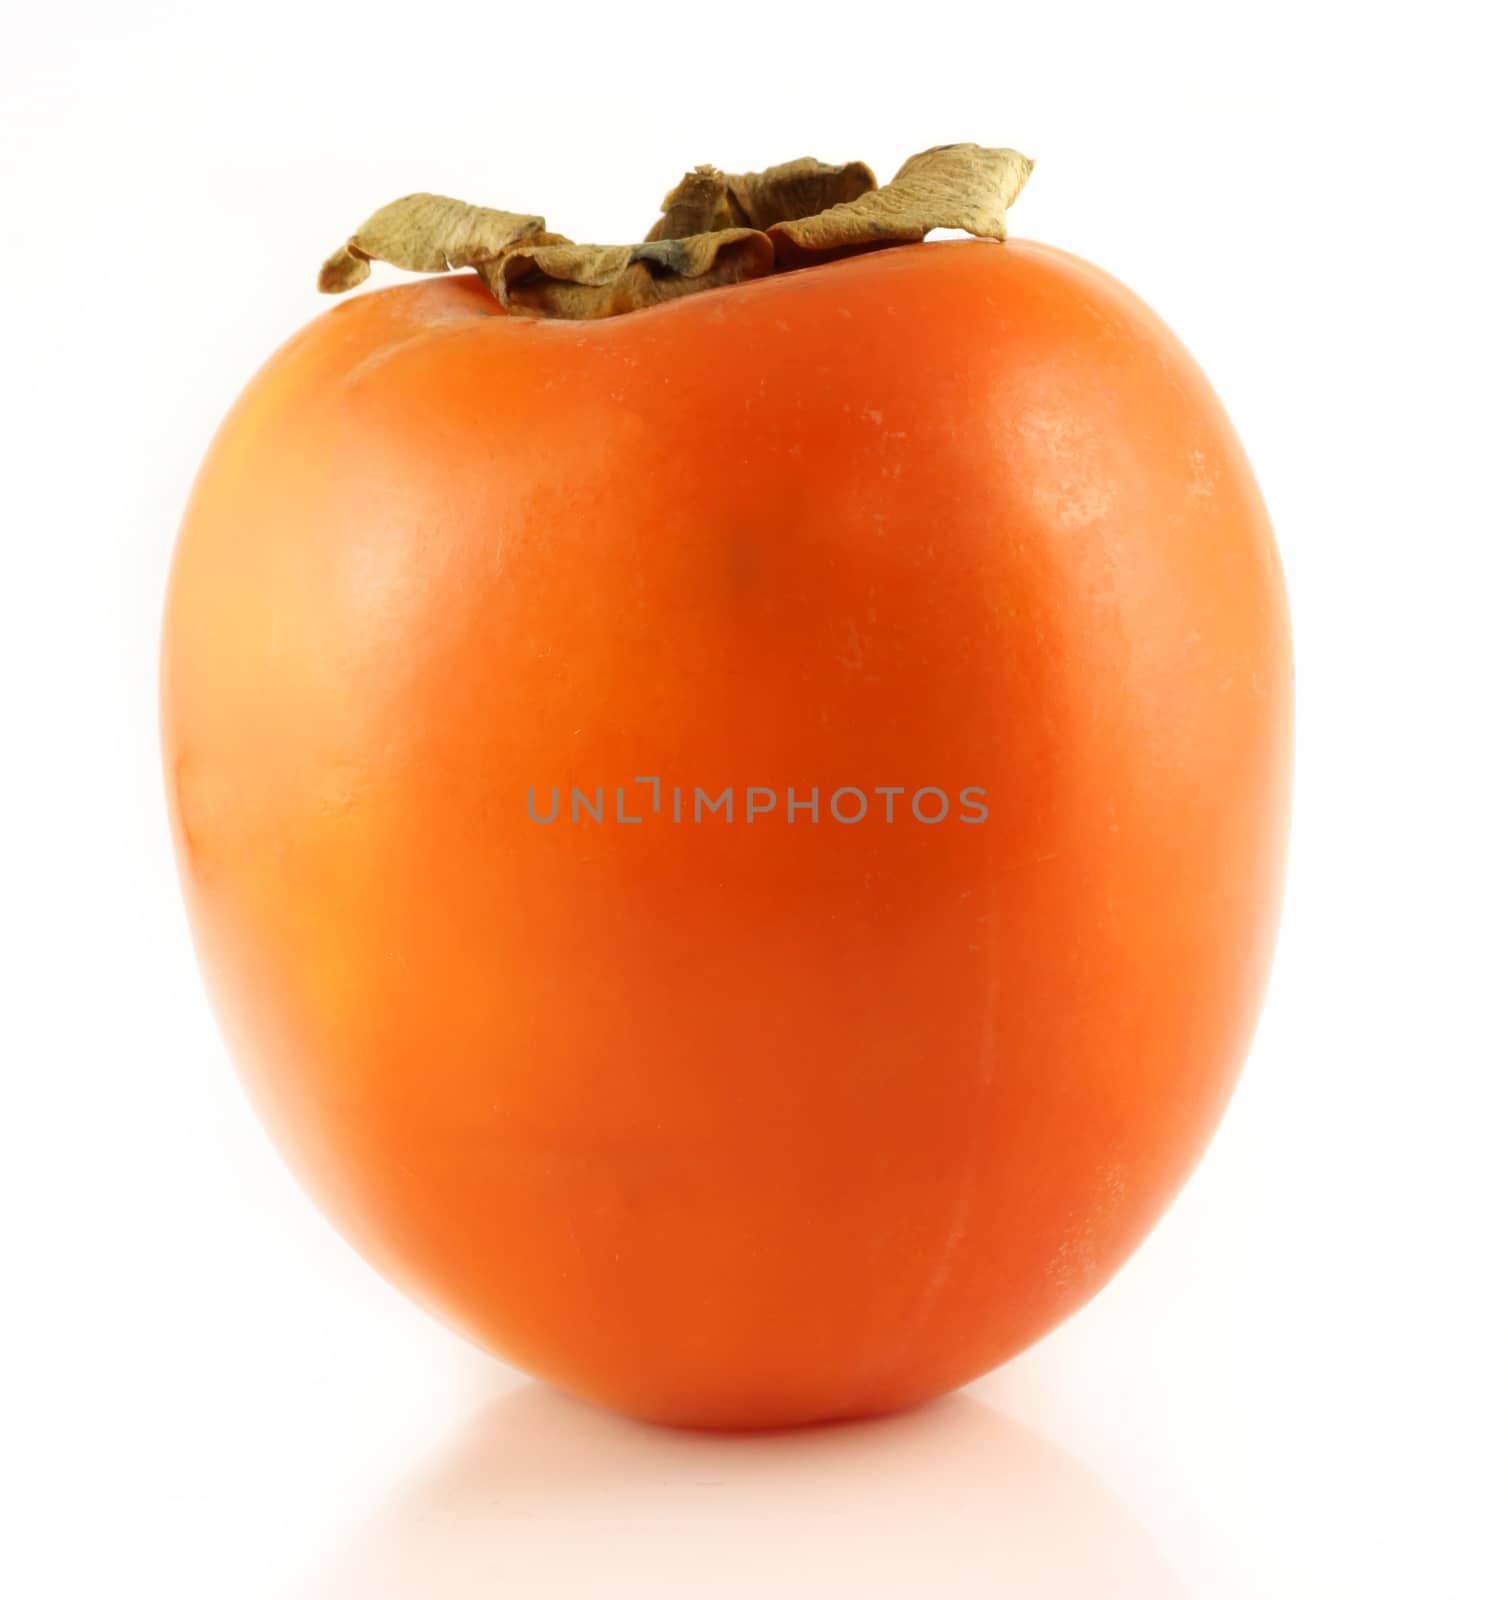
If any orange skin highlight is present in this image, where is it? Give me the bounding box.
[162,239,1292,1429]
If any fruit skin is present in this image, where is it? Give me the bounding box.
[162,238,1291,1429]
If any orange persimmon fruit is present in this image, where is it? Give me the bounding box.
[161,148,1291,1428]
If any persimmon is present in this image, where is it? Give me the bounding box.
[161,146,1291,1428]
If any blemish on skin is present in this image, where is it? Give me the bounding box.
[1056,484,1112,530]
[1049,1161,1130,1291]
[835,619,866,672]
[1015,405,1114,531]
[1188,447,1218,501]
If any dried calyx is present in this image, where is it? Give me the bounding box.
[318,144,1033,320]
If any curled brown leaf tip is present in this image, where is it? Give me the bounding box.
[726,158,877,233]
[768,144,1034,266]
[317,144,1031,317]
[318,194,545,294]
[645,158,877,241]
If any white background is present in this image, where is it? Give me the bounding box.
[3,2,1505,1595]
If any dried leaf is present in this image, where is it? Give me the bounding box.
[725,158,877,233]
[490,229,774,320]
[645,165,742,241]
[318,194,546,293]
[315,144,1033,317]
[767,144,1033,266]
[646,158,876,241]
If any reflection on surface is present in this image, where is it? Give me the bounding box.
[316,1382,1183,1597]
